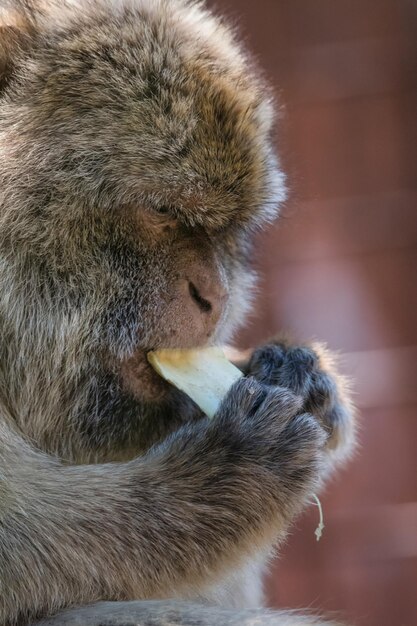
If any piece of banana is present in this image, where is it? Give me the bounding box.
[147,347,243,418]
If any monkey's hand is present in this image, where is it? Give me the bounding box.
[211,376,327,515]
[246,338,356,465]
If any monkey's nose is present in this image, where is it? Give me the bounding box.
[187,279,227,322]
[188,281,212,313]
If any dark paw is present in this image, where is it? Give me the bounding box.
[248,340,355,457]
[215,377,326,495]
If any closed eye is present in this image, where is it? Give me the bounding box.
[154,205,170,215]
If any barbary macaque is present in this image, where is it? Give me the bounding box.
[0,1,355,624]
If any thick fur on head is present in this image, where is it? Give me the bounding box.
[0,2,354,625]
[0,0,285,460]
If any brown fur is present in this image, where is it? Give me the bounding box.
[0,2,355,625]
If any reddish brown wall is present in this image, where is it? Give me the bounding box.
[208,2,417,625]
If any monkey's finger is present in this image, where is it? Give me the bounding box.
[247,344,286,386]
[277,346,318,398]
[252,386,304,435]
[216,377,269,420]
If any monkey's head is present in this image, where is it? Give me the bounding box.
[0,1,285,453]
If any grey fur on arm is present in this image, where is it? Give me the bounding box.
[1,383,326,625]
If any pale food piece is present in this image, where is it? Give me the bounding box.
[147,347,243,418]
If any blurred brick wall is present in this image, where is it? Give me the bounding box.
[208,2,417,625]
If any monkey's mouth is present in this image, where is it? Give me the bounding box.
[118,350,172,402]
[119,327,231,405]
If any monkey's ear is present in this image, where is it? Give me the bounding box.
[0,4,36,93]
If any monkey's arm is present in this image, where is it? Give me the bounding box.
[0,382,326,625]
[34,600,344,626]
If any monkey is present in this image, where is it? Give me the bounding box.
[0,1,356,625]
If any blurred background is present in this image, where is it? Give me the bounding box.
[208,1,417,625]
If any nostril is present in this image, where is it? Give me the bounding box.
[188,281,212,313]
